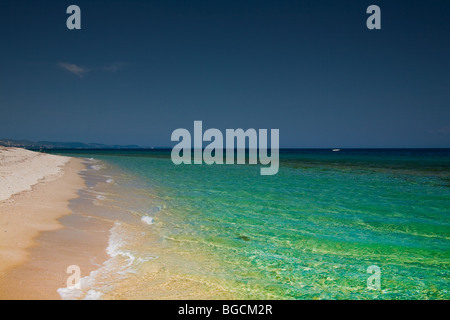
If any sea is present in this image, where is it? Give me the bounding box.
[47,149,449,300]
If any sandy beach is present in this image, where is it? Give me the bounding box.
[0,147,110,299]
[0,147,231,300]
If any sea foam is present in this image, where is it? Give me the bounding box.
[57,222,138,300]
[141,216,154,225]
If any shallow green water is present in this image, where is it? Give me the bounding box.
[51,149,450,299]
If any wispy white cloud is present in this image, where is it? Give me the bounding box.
[58,61,127,77]
[58,62,89,78]
[103,62,128,72]
[430,126,450,134]
[437,126,450,134]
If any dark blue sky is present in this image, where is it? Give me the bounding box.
[0,0,449,147]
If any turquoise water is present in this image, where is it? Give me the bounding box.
[51,149,450,299]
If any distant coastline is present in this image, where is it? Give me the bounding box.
[0,139,150,150]
[1,139,449,151]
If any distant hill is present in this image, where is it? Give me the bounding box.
[0,139,149,150]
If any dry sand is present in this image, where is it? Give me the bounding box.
[0,147,70,202]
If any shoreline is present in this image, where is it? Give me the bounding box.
[0,148,110,299]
